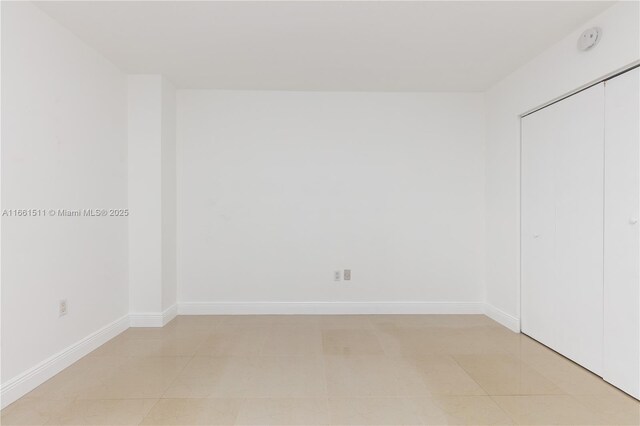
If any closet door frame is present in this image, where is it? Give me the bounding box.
[518,62,640,398]
[518,61,640,328]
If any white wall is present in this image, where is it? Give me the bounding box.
[485,1,640,325]
[177,91,485,310]
[128,75,177,319]
[1,0,128,390]
[128,76,163,315]
[161,78,177,311]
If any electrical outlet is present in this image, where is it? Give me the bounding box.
[59,299,68,317]
[334,270,341,281]
[344,269,351,280]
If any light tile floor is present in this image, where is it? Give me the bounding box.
[2,315,639,425]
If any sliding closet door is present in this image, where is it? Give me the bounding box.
[604,68,640,399]
[521,83,605,375]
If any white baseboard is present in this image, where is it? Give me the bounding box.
[162,304,178,325]
[130,304,178,327]
[128,312,161,327]
[177,301,485,315]
[0,314,129,409]
[484,303,521,332]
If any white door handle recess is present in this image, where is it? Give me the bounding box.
[630,218,638,225]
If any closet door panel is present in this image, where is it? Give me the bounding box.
[521,105,555,350]
[604,68,640,399]
[522,83,605,375]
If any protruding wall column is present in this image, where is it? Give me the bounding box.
[127,75,176,326]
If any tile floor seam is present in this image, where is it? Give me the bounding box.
[156,322,205,401]
[135,398,159,426]
[447,354,519,424]
[486,394,519,425]
[448,353,491,396]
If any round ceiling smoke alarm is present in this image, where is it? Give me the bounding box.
[578,27,601,51]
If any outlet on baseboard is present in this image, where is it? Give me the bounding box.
[334,270,341,281]
[59,299,68,317]
[344,269,351,280]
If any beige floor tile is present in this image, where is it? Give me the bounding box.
[371,315,500,331]
[413,396,514,425]
[518,347,626,396]
[265,315,323,327]
[218,315,269,326]
[220,315,292,327]
[164,355,326,398]
[377,326,520,356]
[372,328,406,356]
[492,395,609,425]
[573,392,640,425]
[148,334,208,356]
[375,328,449,357]
[0,398,72,426]
[322,329,385,356]
[328,397,424,425]
[510,333,558,354]
[139,398,241,425]
[91,335,206,357]
[261,327,323,356]
[319,315,375,330]
[25,357,127,400]
[118,325,211,340]
[453,354,563,395]
[249,356,327,398]
[431,328,521,355]
[398,355,486,396]
[324,355,402,397]
[44,399,157,425]
[87,335,150,357]
[166,315,223,329]
[388,357,437,397]
[162,356,255,398]
[196,329,268,356]
[376,327,519,357]
[235,398,330,425]
[78,356,190,399]
[405,398,460,426]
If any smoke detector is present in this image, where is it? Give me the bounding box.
[578,27,601,51]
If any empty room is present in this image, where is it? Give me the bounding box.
[1,1,639,425]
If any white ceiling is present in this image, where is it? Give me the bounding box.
[35,1,614,91]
